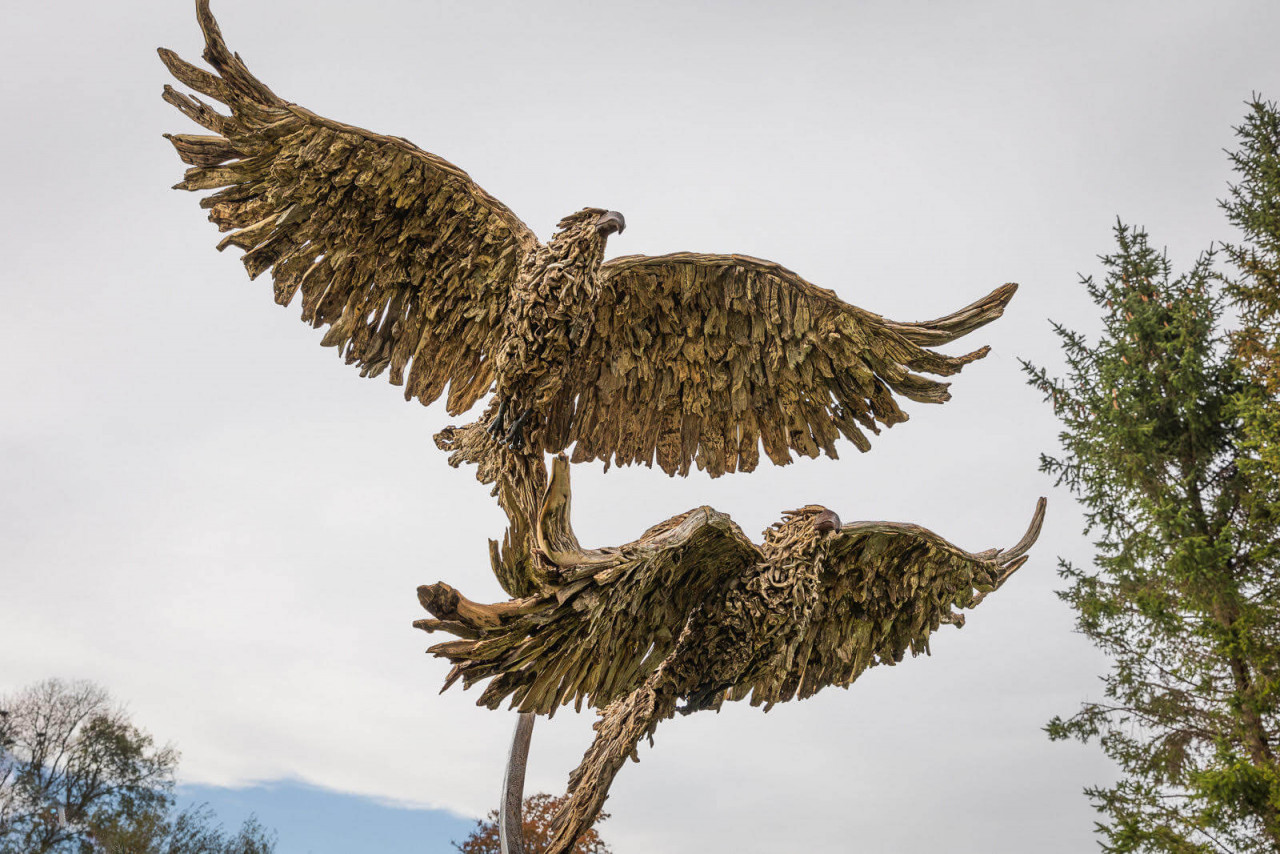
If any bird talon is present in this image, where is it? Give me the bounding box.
[486,400,509,440]
[504,409,532,451]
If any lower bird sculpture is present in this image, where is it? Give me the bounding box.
[416,444,1045,853]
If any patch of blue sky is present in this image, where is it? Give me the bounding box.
[178,781,477,854]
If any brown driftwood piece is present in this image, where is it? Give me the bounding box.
[416,456,1045,853]
[434,412,550,597]
[161,0,1020,480]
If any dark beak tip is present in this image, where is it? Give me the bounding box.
[596,211,626,236]
[814,510,842,533]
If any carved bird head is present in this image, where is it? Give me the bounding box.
[812,508,842,533]
[782,504,843,534]
[552,207,626,247]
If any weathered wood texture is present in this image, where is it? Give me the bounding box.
[563,258,1017,477]
[160,1,537,417]
[416,455,1045,853]
[161,0,1019,479]
[435,412,549,598]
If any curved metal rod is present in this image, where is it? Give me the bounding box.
[499,712,536,854]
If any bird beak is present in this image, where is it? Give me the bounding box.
[596,210,626,236]
[814,510,842,534]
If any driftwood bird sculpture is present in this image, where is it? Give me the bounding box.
[416,453,1045,852]
[160,1,1019,478]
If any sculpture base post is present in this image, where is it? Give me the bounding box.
[499,712,536,854]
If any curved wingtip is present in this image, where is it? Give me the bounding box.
[979,281,1019,316]
[891,281,1021,347]
[1002,497,1046,563]
[993,280,1020,301]
[195,0,219,53]
[189,0,286,108]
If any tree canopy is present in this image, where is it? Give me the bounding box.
[1223,98,1280,529]
[1023,98,1280,852]
[0,679,275,854]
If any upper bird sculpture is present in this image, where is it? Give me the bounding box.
[416,454,1045,853]
[160,0,1018,478]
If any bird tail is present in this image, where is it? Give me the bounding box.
[887,282,1019,346]
[546,675,678,854]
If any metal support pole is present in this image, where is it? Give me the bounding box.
[499,712,536,854]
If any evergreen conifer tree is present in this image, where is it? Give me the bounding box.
[1024,98,1280,850]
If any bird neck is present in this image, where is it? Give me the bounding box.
[761,514,830,563]
[757,526,831,599]
[544,227,608,274]
[757,521,834,627]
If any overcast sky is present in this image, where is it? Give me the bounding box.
[5,1,1280,852]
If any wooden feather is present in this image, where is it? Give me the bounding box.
[160,0,538,418]
[565,254,1017,477]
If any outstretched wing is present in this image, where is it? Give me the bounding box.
[160,1,539,414]
[415,458,760,715]
[557,253,1015,477]
[729,498,1046,709]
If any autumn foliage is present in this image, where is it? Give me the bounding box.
[453,793,611,854]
